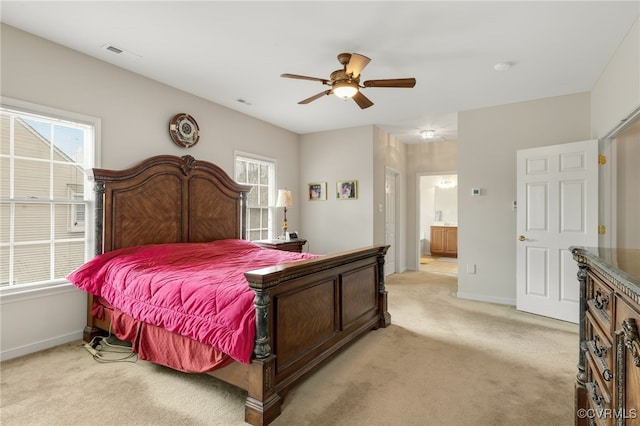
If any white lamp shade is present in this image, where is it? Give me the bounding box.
[275,189,293,207]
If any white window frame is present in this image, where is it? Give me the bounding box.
[67,184,85,233]
[234,151,277,241]
[0,97,101,294]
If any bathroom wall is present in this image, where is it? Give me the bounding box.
[419,174,458,255]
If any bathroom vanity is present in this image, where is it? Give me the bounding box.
[430,225,458,258]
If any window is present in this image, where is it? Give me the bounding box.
[234,154,276,241]
[0,101,97,292]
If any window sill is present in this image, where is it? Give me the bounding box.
[0,282,82,304]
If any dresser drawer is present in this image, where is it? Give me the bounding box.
[585,361,613,426]
[587,271,614,333]
[585,311,614,392]
[585,390,612,426]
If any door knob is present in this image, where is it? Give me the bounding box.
[519,235,526,241]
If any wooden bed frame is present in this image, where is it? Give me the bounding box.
[82,154,390,425]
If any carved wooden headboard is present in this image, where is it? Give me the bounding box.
[90,155,251,254]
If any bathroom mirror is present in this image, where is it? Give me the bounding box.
[434,181,458,225]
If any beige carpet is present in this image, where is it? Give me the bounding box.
[0,271,578,426]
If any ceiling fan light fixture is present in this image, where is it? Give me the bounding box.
[333,81,358,99]
[281,52,416,109]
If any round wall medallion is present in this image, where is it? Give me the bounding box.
[169,113,200,148]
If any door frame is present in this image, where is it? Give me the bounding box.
[415,171,457,270]
[385,166,401,276]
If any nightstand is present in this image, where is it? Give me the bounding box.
[253,238,307,253]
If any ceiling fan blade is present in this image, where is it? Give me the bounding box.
[352,91,374,109]
[346,53,371,78]
[363,78,416,88]
[281,73,330,84]
[298,90,332,104]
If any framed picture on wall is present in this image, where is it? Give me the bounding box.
[336,180,358,200]
[308,182,327,201]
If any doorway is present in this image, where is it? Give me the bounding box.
[385,167,400,276]
[418,173,458,275]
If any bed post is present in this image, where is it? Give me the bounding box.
[245,354,281,426]
[253,291,271,358]
[376,247,391,328]
[245,288,281,425]
[92,180,105,256]
[240,191,248,240]
[82,178,106,342]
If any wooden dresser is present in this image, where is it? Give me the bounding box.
[572,247,640,426]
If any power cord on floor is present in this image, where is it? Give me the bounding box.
[81,322,138,363]
[83,335,138,363]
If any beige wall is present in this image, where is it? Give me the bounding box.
[457,93,592,304]
[0,25,301,198]
[299,126,374,254]
[299,124,409,269]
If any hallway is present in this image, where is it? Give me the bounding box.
[419,256,458,275]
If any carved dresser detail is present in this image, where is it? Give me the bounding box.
[572,247,640,426]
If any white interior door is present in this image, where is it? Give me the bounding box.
[516,140,598,323]
[385,168,399,276]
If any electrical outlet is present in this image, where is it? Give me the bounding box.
[466,264,476,274]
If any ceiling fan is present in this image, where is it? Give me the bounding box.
[281,52,416,109]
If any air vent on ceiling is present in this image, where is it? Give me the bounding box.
[105,45,123,54]
[101,44,141,61]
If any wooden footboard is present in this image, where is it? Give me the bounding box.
[83,244,389,426]
[239,244,389,425]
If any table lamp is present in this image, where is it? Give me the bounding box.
[275,189,293,240]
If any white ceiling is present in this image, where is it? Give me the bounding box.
[1,1,638,144]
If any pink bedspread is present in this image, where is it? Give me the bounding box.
[67,239,316,364]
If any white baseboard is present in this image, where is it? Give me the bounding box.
[456,291,516,306]
[0,330,83,362]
